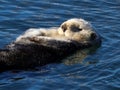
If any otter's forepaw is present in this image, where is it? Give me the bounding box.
[28,37,42,43]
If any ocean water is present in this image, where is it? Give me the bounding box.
[0,0,120,90]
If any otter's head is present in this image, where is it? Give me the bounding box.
[58,18,101,45]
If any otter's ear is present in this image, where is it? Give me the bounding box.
[61,23,67,32]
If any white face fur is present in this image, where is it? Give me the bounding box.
[15,18,97,44]
[58,18,97,42]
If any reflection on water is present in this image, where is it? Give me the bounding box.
[63,47,99,65]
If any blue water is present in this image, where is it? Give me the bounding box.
[0,0,120,90]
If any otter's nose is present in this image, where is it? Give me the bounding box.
[90,33,97,40]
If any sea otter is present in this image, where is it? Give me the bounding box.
[0,18,101,71]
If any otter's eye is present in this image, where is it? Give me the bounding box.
[71,25,82,32]
[78,28,82,31]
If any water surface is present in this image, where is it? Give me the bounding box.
[0,0,120,90]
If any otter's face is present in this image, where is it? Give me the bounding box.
[58,18,100,43]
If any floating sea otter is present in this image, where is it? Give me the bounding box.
[0,18,101,71]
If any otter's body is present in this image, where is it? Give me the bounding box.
[0,39,77,70]
[0,18,101,71]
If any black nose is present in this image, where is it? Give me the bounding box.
[90,33,97,40]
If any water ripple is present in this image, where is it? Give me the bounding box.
[0,0,120,90]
